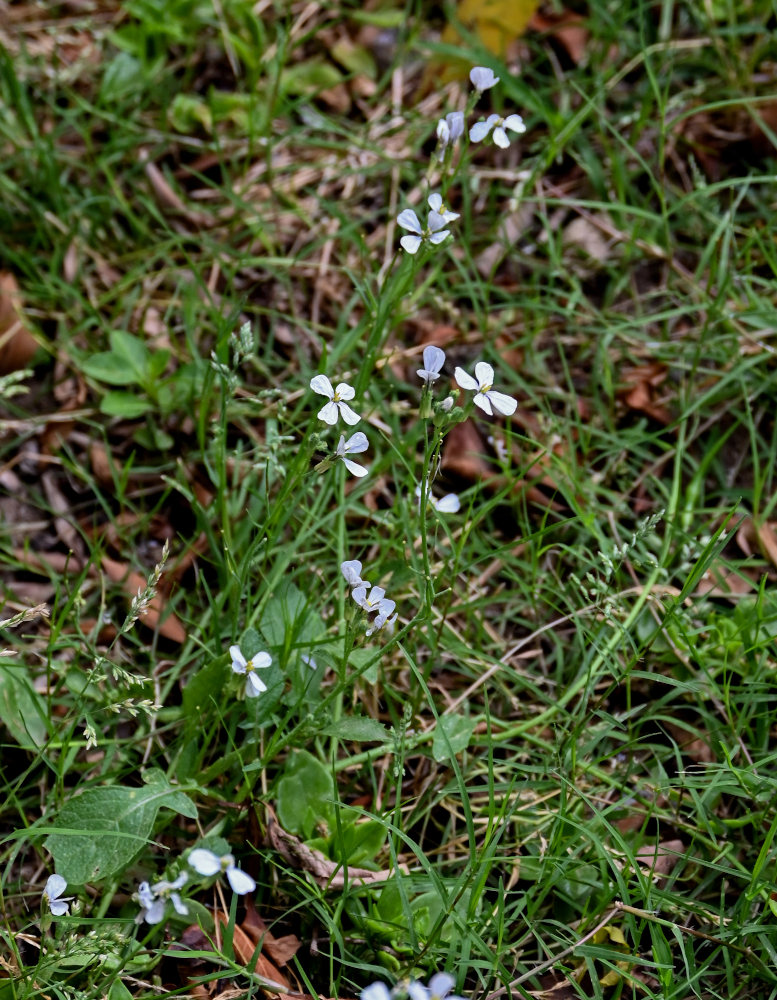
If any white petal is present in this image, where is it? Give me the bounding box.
[144,899,166,924]
[226,866,256,895]
[400,234,422,254]
[504,114,526,134]
[45,874,67,900]
[473,393,494,415]
[454,367,478,391]
[352,585,370,608]
[407,982,429,1000]
[309,374,334,399]
[229,645,246,672]
[434,493,460,513]
[246,675,266,697]
[469,66,499,91]
[377,598,396,617]
[422,346,446,374]
[474,361,495,388]
[447,111,465,141]
[343,458,368,477]
[427,193,442,213]
[493,127,510,149]
[188,848,221,877]
[341,560,364,586]
[171,893,189,916]
[469,121,491,143]
[137,881,156,908]
[252,651,272,669]
[417,369,440,382]
[436,119,450,143]
[427,210,447,233]
[397,209,421,234]
[317,400,339,425]
[334,382,355,400]
[429,973,456,999]
[49,898,70,916]
[336,434,347,456]
[486,390,517,416]
[343,431,369,454]
[362,984,393,1000]
[428,230,450,245]
[338,402,361,425]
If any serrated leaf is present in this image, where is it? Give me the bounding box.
[45,783,196,884]
[322,717,389,743]
[276,750,334,838]
[431,714,476,762]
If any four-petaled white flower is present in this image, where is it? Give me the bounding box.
[310,375,361,426]
[416,485,460,513]
[436,112,465,159]
[397,195,455,255]
[336,432,369,477]
[230,644,271,698]
[135,872,189,924]
[188,848,256,895]
[353,585,396,619]
[341,559,370,589]
[366,607,398,637]
[470,66,500,93]
[455,362,517,416]
[408,973,465,1000]
[469,113,526,149]
[417,345,446,383]
[43,874,72,916]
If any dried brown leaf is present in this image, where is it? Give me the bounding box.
[0,272,38,375]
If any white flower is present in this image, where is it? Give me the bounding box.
[353,585,395,619]
[366,608,397,637]
[416,485,460,513]
[426,193,459,223]
[408,973,465,1000]
[397,196,455,255]
[136,872,189,924]
[43,874,72,916]
[470,66,500,92]
[336,432,369,477]
[341,559,370,589]
[436,111,465,159]
[230,644,271,698]
[469,113,526,149]
[189,848,256,895]
[417,345,446,383]
[310,375,360,425]
[454,362,517,416]
[361,985,392,1000]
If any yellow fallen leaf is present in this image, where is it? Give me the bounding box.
[443,0,539,58]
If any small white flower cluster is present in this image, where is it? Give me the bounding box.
[134,846,256,925]
[397,193,460,256]
[310,373,371,477]
[342,559,397,636]
[362,972,465,1000]
[466,66,526,148]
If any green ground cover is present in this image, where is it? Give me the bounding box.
[1,2,777,998]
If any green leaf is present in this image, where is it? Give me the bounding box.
[276,750,334,838]
[142,768,198,819]
[82,353,138,386]
[100,391,153,418]
[109,330,152,382]
[322,717,389,743]
[261,581,325,650]
[431,714,476,762]
[331,819,386,865]
[0,664,48,749]
[44,782,196,884]
[108,981,134,1000]
[183,655,229,719]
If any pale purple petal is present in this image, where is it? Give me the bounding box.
[407,983,429,1000]
[434,493,460,513]
[469,66,499,91]
[428,230,450,245]
[309,374,334,398]
[486,390,517,416]
[397,209,421,234]
[343,431,369,454]
[362,985,392,1000]
[422,345,445,374]
[428,193,442,213]
[429,973,456,999]
[400,234,422,254]
[226,866,256,895]
[427,210,447,233]
[446,111,465,141]
[230,645,247,674]
[454,366,478,391]
[503,114,526,134]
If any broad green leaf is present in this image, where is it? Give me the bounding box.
[182,655,229,719]
[331,819,386,865]
[82,354,137,386]
[100,391,153,418]
[261,582,325,650]
[45,782,196,884]
[322,717,389,743]
[0,664,48,749]
[281,59,343,97]
[109,330,151,383]
[432,714,476,762]
[276,750,334,838]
